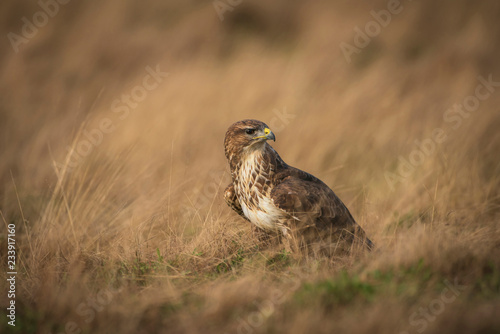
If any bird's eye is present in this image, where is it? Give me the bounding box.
[245,129,256,135]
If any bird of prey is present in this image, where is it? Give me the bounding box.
[223,119,373,255]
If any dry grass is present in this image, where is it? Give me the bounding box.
[1,0,500,333]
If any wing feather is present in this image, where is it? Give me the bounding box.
[270,167,355,229]
[224,183,249,221]
[270,166,373,250]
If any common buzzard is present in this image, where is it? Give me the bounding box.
[224,119,373,255]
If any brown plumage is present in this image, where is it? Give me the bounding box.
[223,119,373,255]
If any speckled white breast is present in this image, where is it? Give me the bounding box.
[235,151,285,231]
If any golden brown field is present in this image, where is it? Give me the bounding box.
[1,1,500,333]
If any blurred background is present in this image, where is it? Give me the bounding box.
[1,1,500,333]
[1,0,500,216]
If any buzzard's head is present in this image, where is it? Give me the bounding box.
[224,119,276,161]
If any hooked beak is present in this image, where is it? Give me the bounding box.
[255,127,275,142]
[264,128,276,142]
